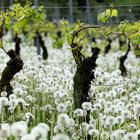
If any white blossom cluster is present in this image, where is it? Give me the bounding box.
[0,34,139,140]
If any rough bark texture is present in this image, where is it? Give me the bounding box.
[14,34,21,56]
[73,47,100,109]
[0,49,24,97]
[104,38,112,54]
[36,31,48,60]
[72,44,100,125]
[119,42,131,76]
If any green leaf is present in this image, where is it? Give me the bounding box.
[130,33,140,45]
[73,36,77,43]
[97,12,108,23]
[111,9,118,17]
[13,24,20,33]
[66,34,72,45]
[105,9,111,15]
[74,24,80,32]
[97,9,110,23]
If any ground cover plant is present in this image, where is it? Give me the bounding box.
[0,2,140,140]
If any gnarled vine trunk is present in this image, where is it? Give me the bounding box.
[0,49,23,97]
[71,42,100,124]
[36,31,48,60]
[119,42,131,76]
[14,34,21,56]
[104,38,112,54]
[73,47,100,109]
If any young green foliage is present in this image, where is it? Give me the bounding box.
[97,9,118,24]
[0,3,46,34]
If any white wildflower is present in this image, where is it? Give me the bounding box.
[57,114,70,128]
[88,129,99,137]
[11,121,27,137]
[124,132,137,140]
[52,134,70,140]
[31,126,47,140]
[0,123,11,138]
[100,131,109,140]
[82,102,92,110]
[57,103,67,113]
[20,134,35,140]
[133,104,140,116]
[37,123,50,134]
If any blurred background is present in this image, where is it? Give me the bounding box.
[1,0,140,24]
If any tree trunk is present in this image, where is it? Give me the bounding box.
[73,47,100,108]
[36,31,48,60]
[104,38,112,54]
[119,42,131,76]
[14,34,21,56]
[0,49,23,97]
[73,47,100,124]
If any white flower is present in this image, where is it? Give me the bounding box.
[69,118,75,128]
[57,103,67,113]
[121,110,132,119]
[109,90,117,98]
[82,102,92,110]
[11,121,27,137]
[0,97,8,106]
[88,129,99,137]
[52,134,70,140]
[37,123,50,134]
[114,107,123,115]
[135,129,140,140]
[23,112,34,122]
[124,133,137,140]
[115,129,125,138]
[100,115,107,126]
[110,131,119,140]
[0,123,11,138]
[44,104,52,111]
[9,94,17,100]
[54,125,61,133]
[89,119,96,125]
[0,91,7,97]
[13,88,23,96]
[25,95,36,103]
[31,126,47,140]
[105,116,115,127]
[8,99,18,107]
[17,98,26,105]
[133,104,140,116]
[87,123,95,131]
[100,131,109,140]
[57,114,70,128]
[74,109,84,117]
[93,103,102,111]
[20,134,35,140]
[81,122,89,132]
[105,101,112,108]
[128,123,137,131]
[97,99,105,107]
[8,106,15,114]
[115,115,124,125]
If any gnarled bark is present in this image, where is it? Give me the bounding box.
[73,46,100,109]
[14,34,21,56]
[119,42,131,76]
[104,38,112,54]
[0,49,23,97]
[36,31,48,60]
